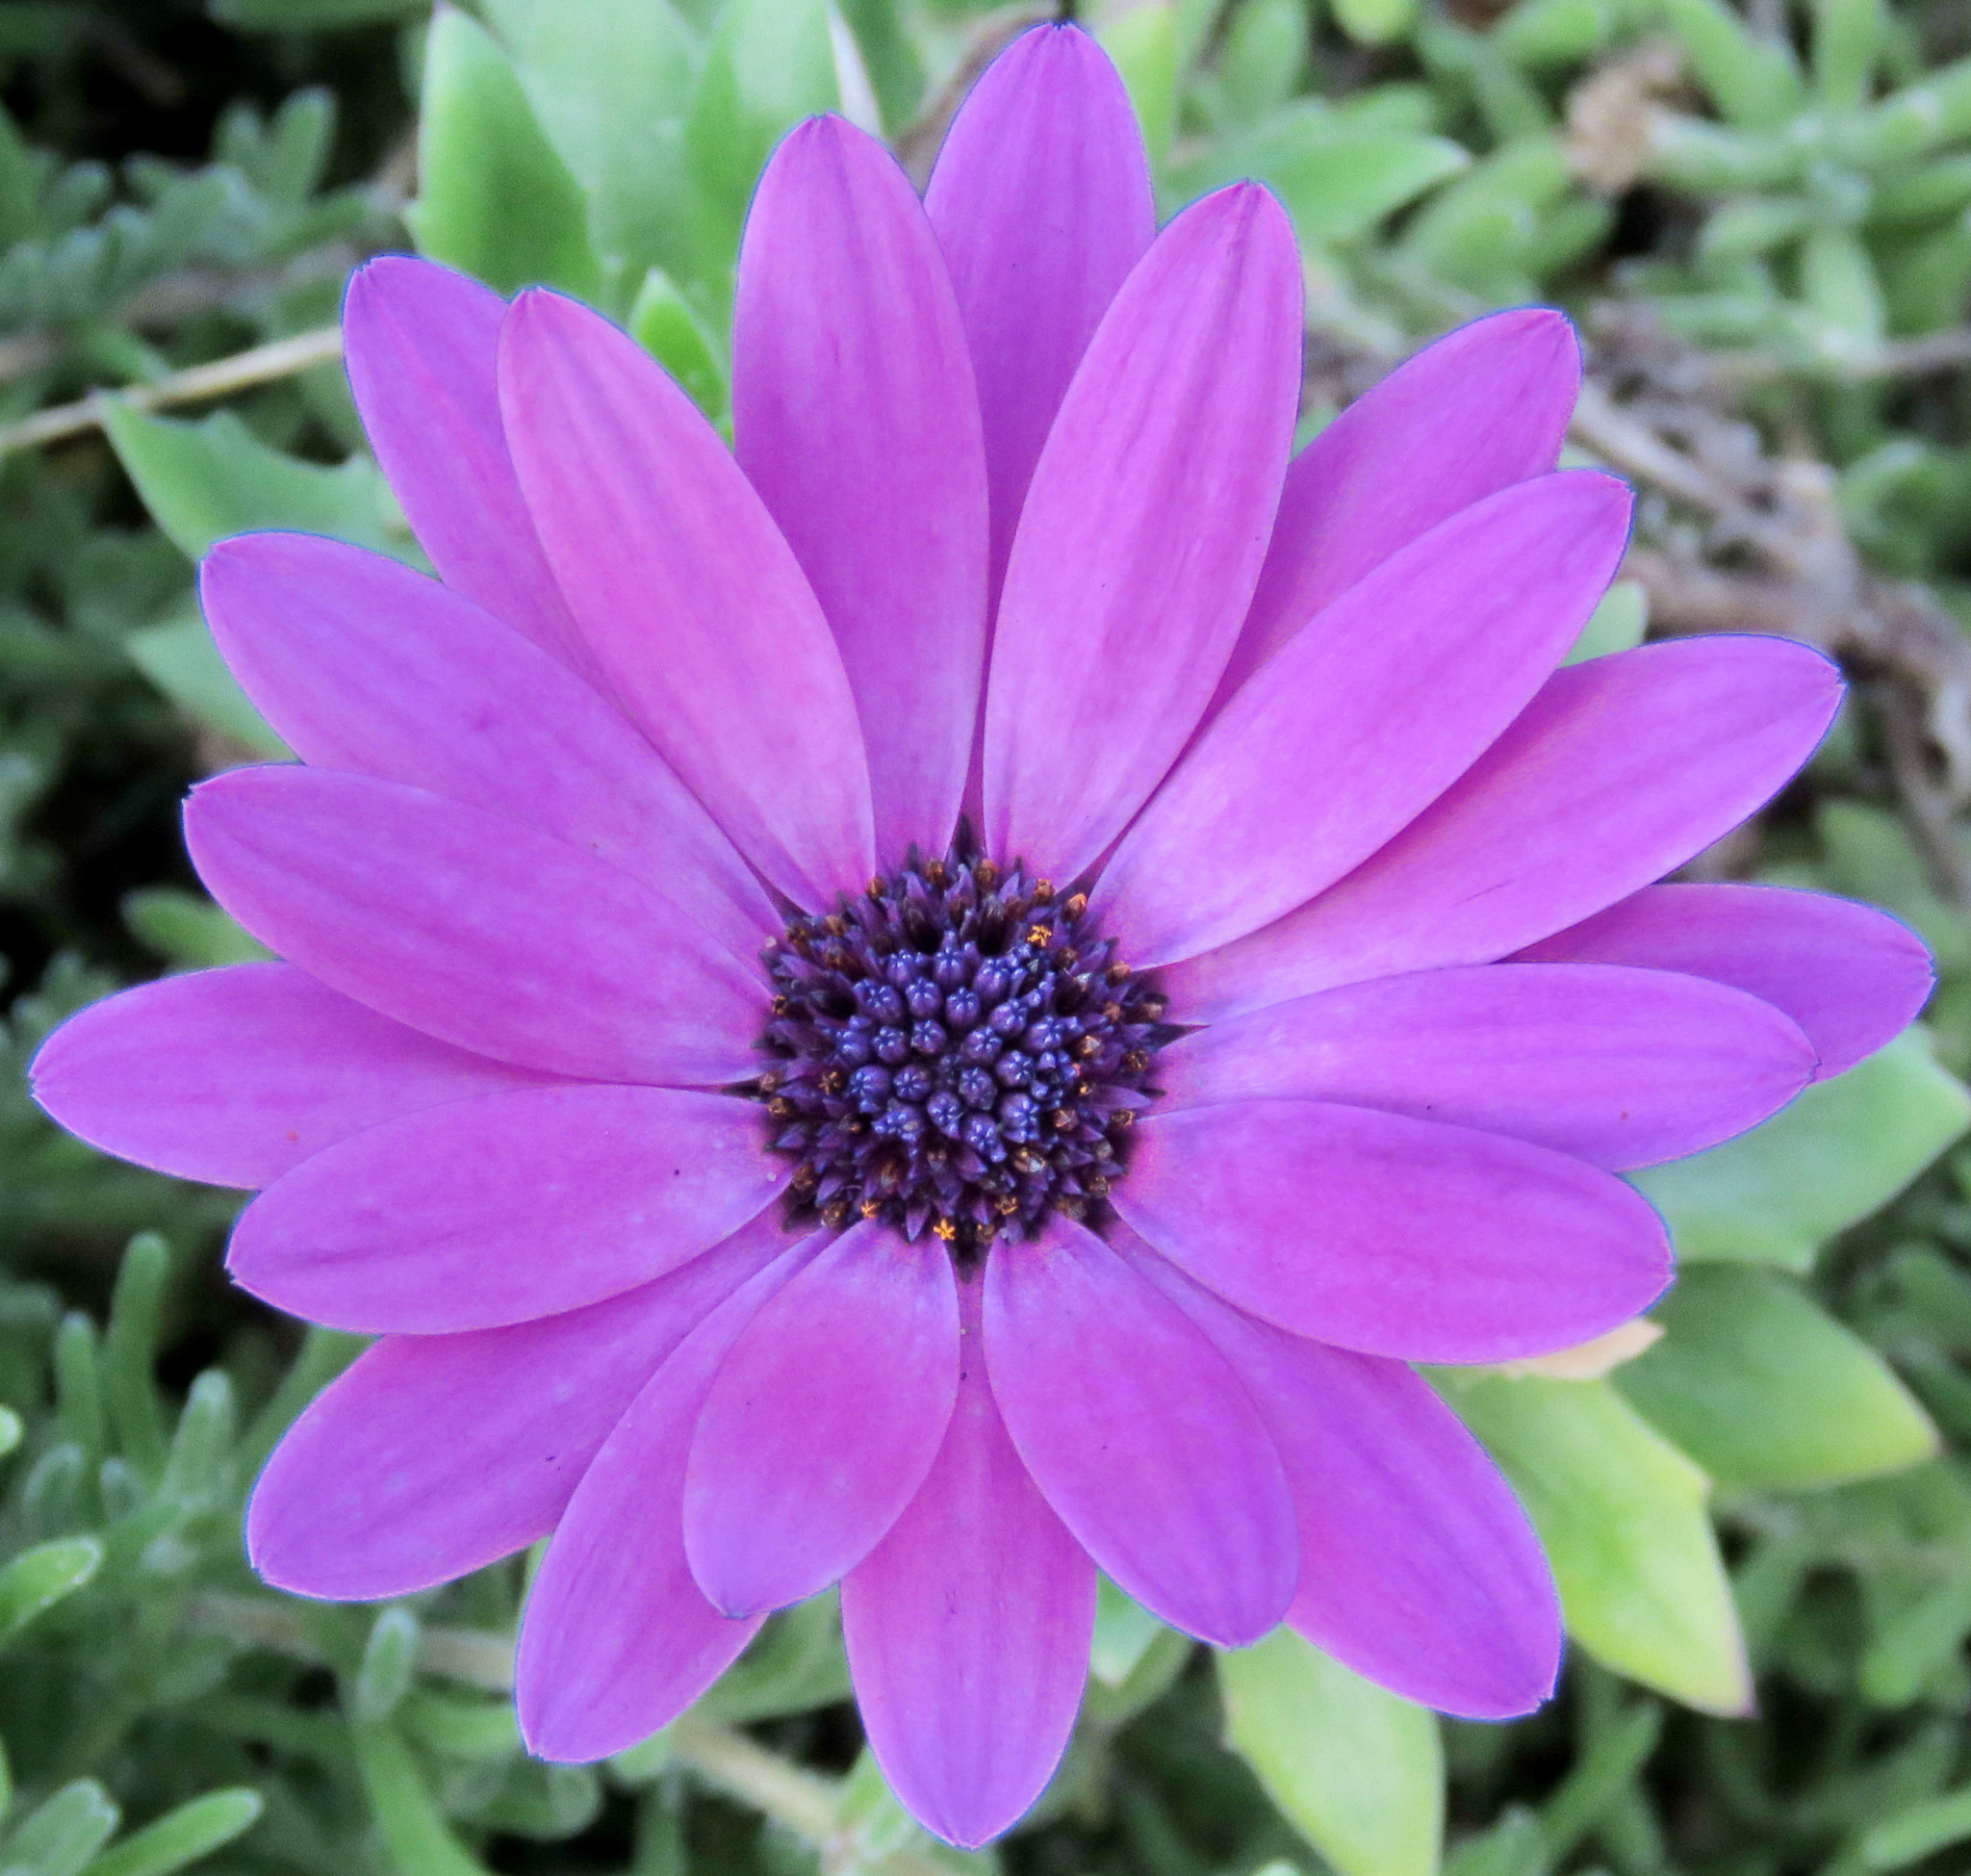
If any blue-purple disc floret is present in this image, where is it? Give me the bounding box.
[753,837,1170,1256]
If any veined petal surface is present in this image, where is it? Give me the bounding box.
[1165,636,1844,1021]
[499,288,875,907]
[1158,962,1816,1169]
[842,1282,1094,1851]
[228,1085,784,1333]
[925,22,1156,602]
[984,1215,1297,1647]
[247,1219,791,1601]
[202,533,778,963]
[1216,307,1580,706]
[342,256,596,677]
[735,116,987,860]
[29,963,553,1189]
[519,1243,824,1763]
[1125,1236,1561,1719]
[1116,1100,1672,1362]
[1094,472,1632,964]
[683,1221,960,1617]
[983,184,1302,884]
[1516,882,1933,1078]
[184,765,763,1085]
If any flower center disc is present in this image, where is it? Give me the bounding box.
[754,839,1169,1260]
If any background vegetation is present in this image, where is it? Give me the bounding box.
[8,0,1971,1871]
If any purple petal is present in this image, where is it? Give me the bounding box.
[984,1214,1296,1647]
[28,963,552,1189]
[734,117,987,861]
[202,533,779,964]
[499,288,875,908]
[1515,882,1933,1079]
[1214,308,1580,709]
[184,765,763,1085]
[982,184,1303,885]
[1093,472,1632,966]
[842,1281,1094,1850]
[227,1085,783,1333]
[341,257,597,679]
[683,1221,960,1617]
[924,23,1155,604]
[246,1216,792,1601]
[518,1241,826,1762]
[1158,962,1816,1169]
[1124,1237,1560,1720]
[1165,636,1844,1022]
[1115,1100,1672,1362]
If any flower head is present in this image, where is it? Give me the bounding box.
[31,22,1932,1849]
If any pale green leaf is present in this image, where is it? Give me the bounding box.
[1631,1031,1971,1272]
[408,7,605,301]
[0,1781,118,1876]
[124,606,288,758]
[1097,3,1181,167]
[76,1790,264,1876]
[1563,578,1648,663]
[1444,1373,1752,1713]
[627,267,729,421]
[1619,1265,1937,1490]
[1089,1576,1165,1687]
[103,405,401,564]
[1216,1631,1443,1876]
[0,1536,102,1649]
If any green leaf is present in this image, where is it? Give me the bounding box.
[683,0,836,301]
[213,0,425,23]
[1801,225,1887,360]
[1331,0,1422,49]
[1631,1032,1971,1272]
[0,1781,119,1876]
[408,7,606,301]
[1860,1781,1971,1868]
[123,888,271,969]
[1098,3,1182,167]
[104,1235,171,1483]
[124,605,288,758]
[1659,0,1805,128]
[1563,578,1648,663]
[0,1535,103,1648]
[1090,1576,1166,1686]
[696,1590,852,1722]
[627,267,729,421]
[0,1407,20,1462]
[1172,109,1468,243]
[76,1790,264,1876]
[483,0,701,294]
[1444,1373,1752,1714]
[1618,1265,1937,1490]
[103,405,400,563]
[1217,1631,1444,1876]
[352,1606,422,1724]
[824,1751,992,1874]
[346,1722,495,1876]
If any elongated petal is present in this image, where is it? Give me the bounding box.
[1158,962,1816,1169]
[842,1281,1093,1850]
[519,1241,824,1762]
[229,1086,783,1333]
[1165,637,1844,1021]
[1516,882,1932,1079]
[29,963,552,1189]
[735,117,987,860]
[684,1221,960,1616]
[1094,473,1632,965]
[1116,1100,1672,1362]
[499,289,875,907]
[185,766,763,1085]
[202,533,778,964]
[1124,1238,1560,1720]
[1216,308,1580,707]
[925,23,1155,601]
[982,185,1302,884]
[247,1217,791,1600]
[984,1215,1296,1646]
[342,257,595,677]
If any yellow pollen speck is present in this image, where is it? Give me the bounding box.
[933,1217,959,1242]
[1026,924,1052,947]
[1065,892,1088,917]
[859,1198,883,1219]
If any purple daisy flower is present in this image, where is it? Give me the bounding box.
[31,22,1933,1849]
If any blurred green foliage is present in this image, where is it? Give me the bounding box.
[8,0,1971,1873]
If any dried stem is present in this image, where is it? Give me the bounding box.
[0,323,343,456]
